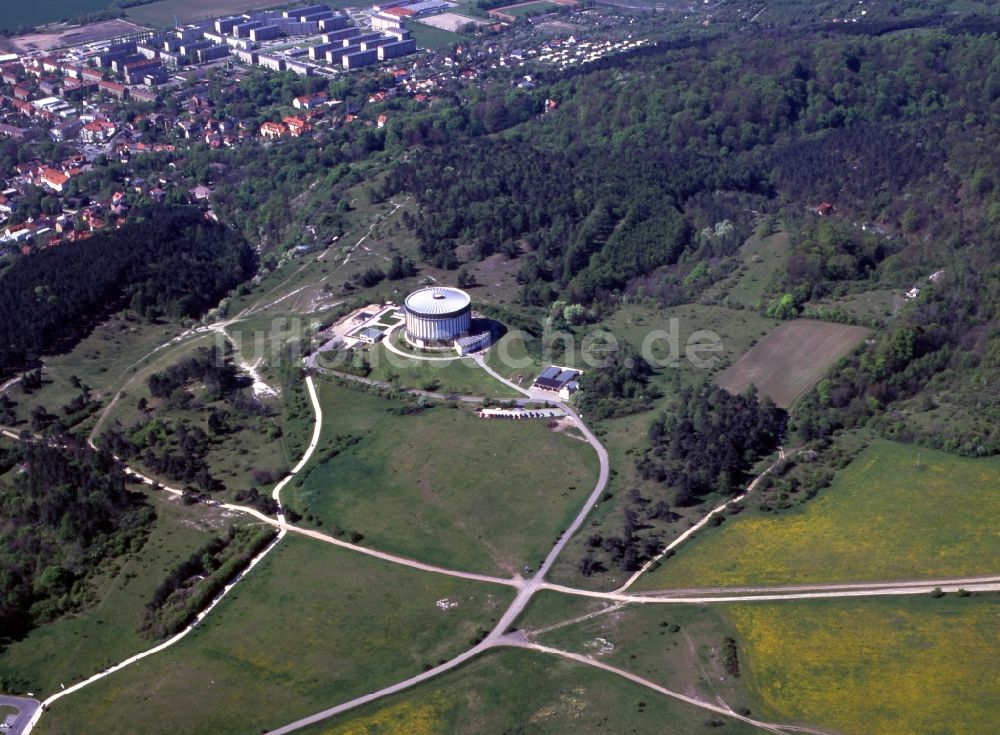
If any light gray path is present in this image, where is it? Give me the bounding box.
[20,377,328,735]
[271,374,324,524]
[471,354,535,397]
[628,575,1000,598]
[305,365,484,404]
[285,525,520,587]
[500,637,825,735]
[264,639,493,735]
[540,576,1000,605]
[614,449,797,593]
[263,370,613,734]
[526,602,626,638]
[381,323,469,362]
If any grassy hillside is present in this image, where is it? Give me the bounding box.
[634,438,1000,590]
[287,378,599,575]
[726,595,1000,735]
[299,647,761,735]
[0,493,243,696]
[37,536,513,734]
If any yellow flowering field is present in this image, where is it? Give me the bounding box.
[725,596,1000,735]
[321,696,450,735]
[635,438,1000,589]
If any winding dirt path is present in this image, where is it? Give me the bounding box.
[615,449,797,594]
[12,330,997,735]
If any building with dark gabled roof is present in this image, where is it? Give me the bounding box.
[533,366,581,392]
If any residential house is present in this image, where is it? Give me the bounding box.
[0,123,28,141]
[1,222,35,244]
[51,120,82,142]
[81,119,116,143]
[98,80,128,100]
[131,87,158,104]
[282,116,310,136]
[176,119,200,138]
[260,120,287,138]
[292,91,327,109]
[39,166,70,193]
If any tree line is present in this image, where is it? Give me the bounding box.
[639,385,786,506]
[0,207,255,375]
[0,441,155,645]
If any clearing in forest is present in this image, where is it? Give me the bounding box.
[716,319,869,407]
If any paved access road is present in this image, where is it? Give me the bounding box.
[8,317,995,735]
[264,367,613,735]
[0,696,40,735]
[540,576,1000,605]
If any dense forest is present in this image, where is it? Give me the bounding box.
[575,386,785,577]
[378,29,1000,302]
[0,441,155,645]
[385,31,995,297]
[378,26,1000,456]
[0,206,255,374]
[577,343,656,419]
[639,386,787,506]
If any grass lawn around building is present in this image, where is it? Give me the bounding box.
[407,21,467,50]
[483,329,543,388]
[634,438,1000,590]
[285,378,600,576]
[361,340,521,398]
[36,535,513,735]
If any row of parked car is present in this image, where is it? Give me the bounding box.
[477,411,558,420]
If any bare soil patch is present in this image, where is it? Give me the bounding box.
[716,319,869,407]
[10,19,147,53]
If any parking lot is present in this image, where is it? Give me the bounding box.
[0,696,40,735]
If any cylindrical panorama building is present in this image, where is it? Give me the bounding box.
[404,286,471,346]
